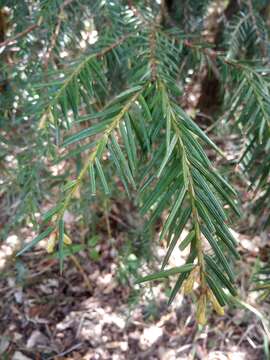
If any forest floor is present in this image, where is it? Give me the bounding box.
[0,197,269,360]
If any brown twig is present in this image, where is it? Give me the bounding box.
[0,23,39,48]
[183,40,219,59]
[70,254,92,292]
[183,39,246,71]
[44,0,75,69]
[104,199,112,239]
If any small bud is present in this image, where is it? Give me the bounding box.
[46,231,56,253]
[196,294,207,325]
[63,233,72,245]
[207,289,225,316]
[38,113,48,130]
[183,266,198,294]
[38,109,54,130]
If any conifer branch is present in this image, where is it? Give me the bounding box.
[40,33,134,126]
[55,89,142,223]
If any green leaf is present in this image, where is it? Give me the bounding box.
[77,105,121,123]
[66,79,79,117]
[17,227,55,256]
[182,153,189,189]
[110,133,136,189]
[144,184,177,230]
[137,263,194,284]
[193,170,227,222]
[196,189,227,224]
[129,112,148,152]
[141,164,179,215]
[189,156,237,197]
[179,229,195,251]
[59,94,68,120]
[176,105,224,156]
[215,224,239,258]
[89,163,96,196]
[168,207,192,247]
[205,255,237,296]
[193,166,240,216]
[206,273,227,306]
[113,85,142,102]
[196,201,216,234]
[166,112,171,152]
[137,112,151,152]
[108,142,131,197]
[79,67,93,96]
[125,114,137,167]
[56,141,98,163]
[96,136,108,159]
[63,180,77,192]
[162,209,191,269]
[95,158,110,194]
[159,186,186,241]
[157,134,178,177]
[202,226,235,282]
[42,204,64,222]
[139,94,152,123]
[120,121,135,173]
[63,119,111,147]
[168,252,196,305]
[181,126,211,167]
